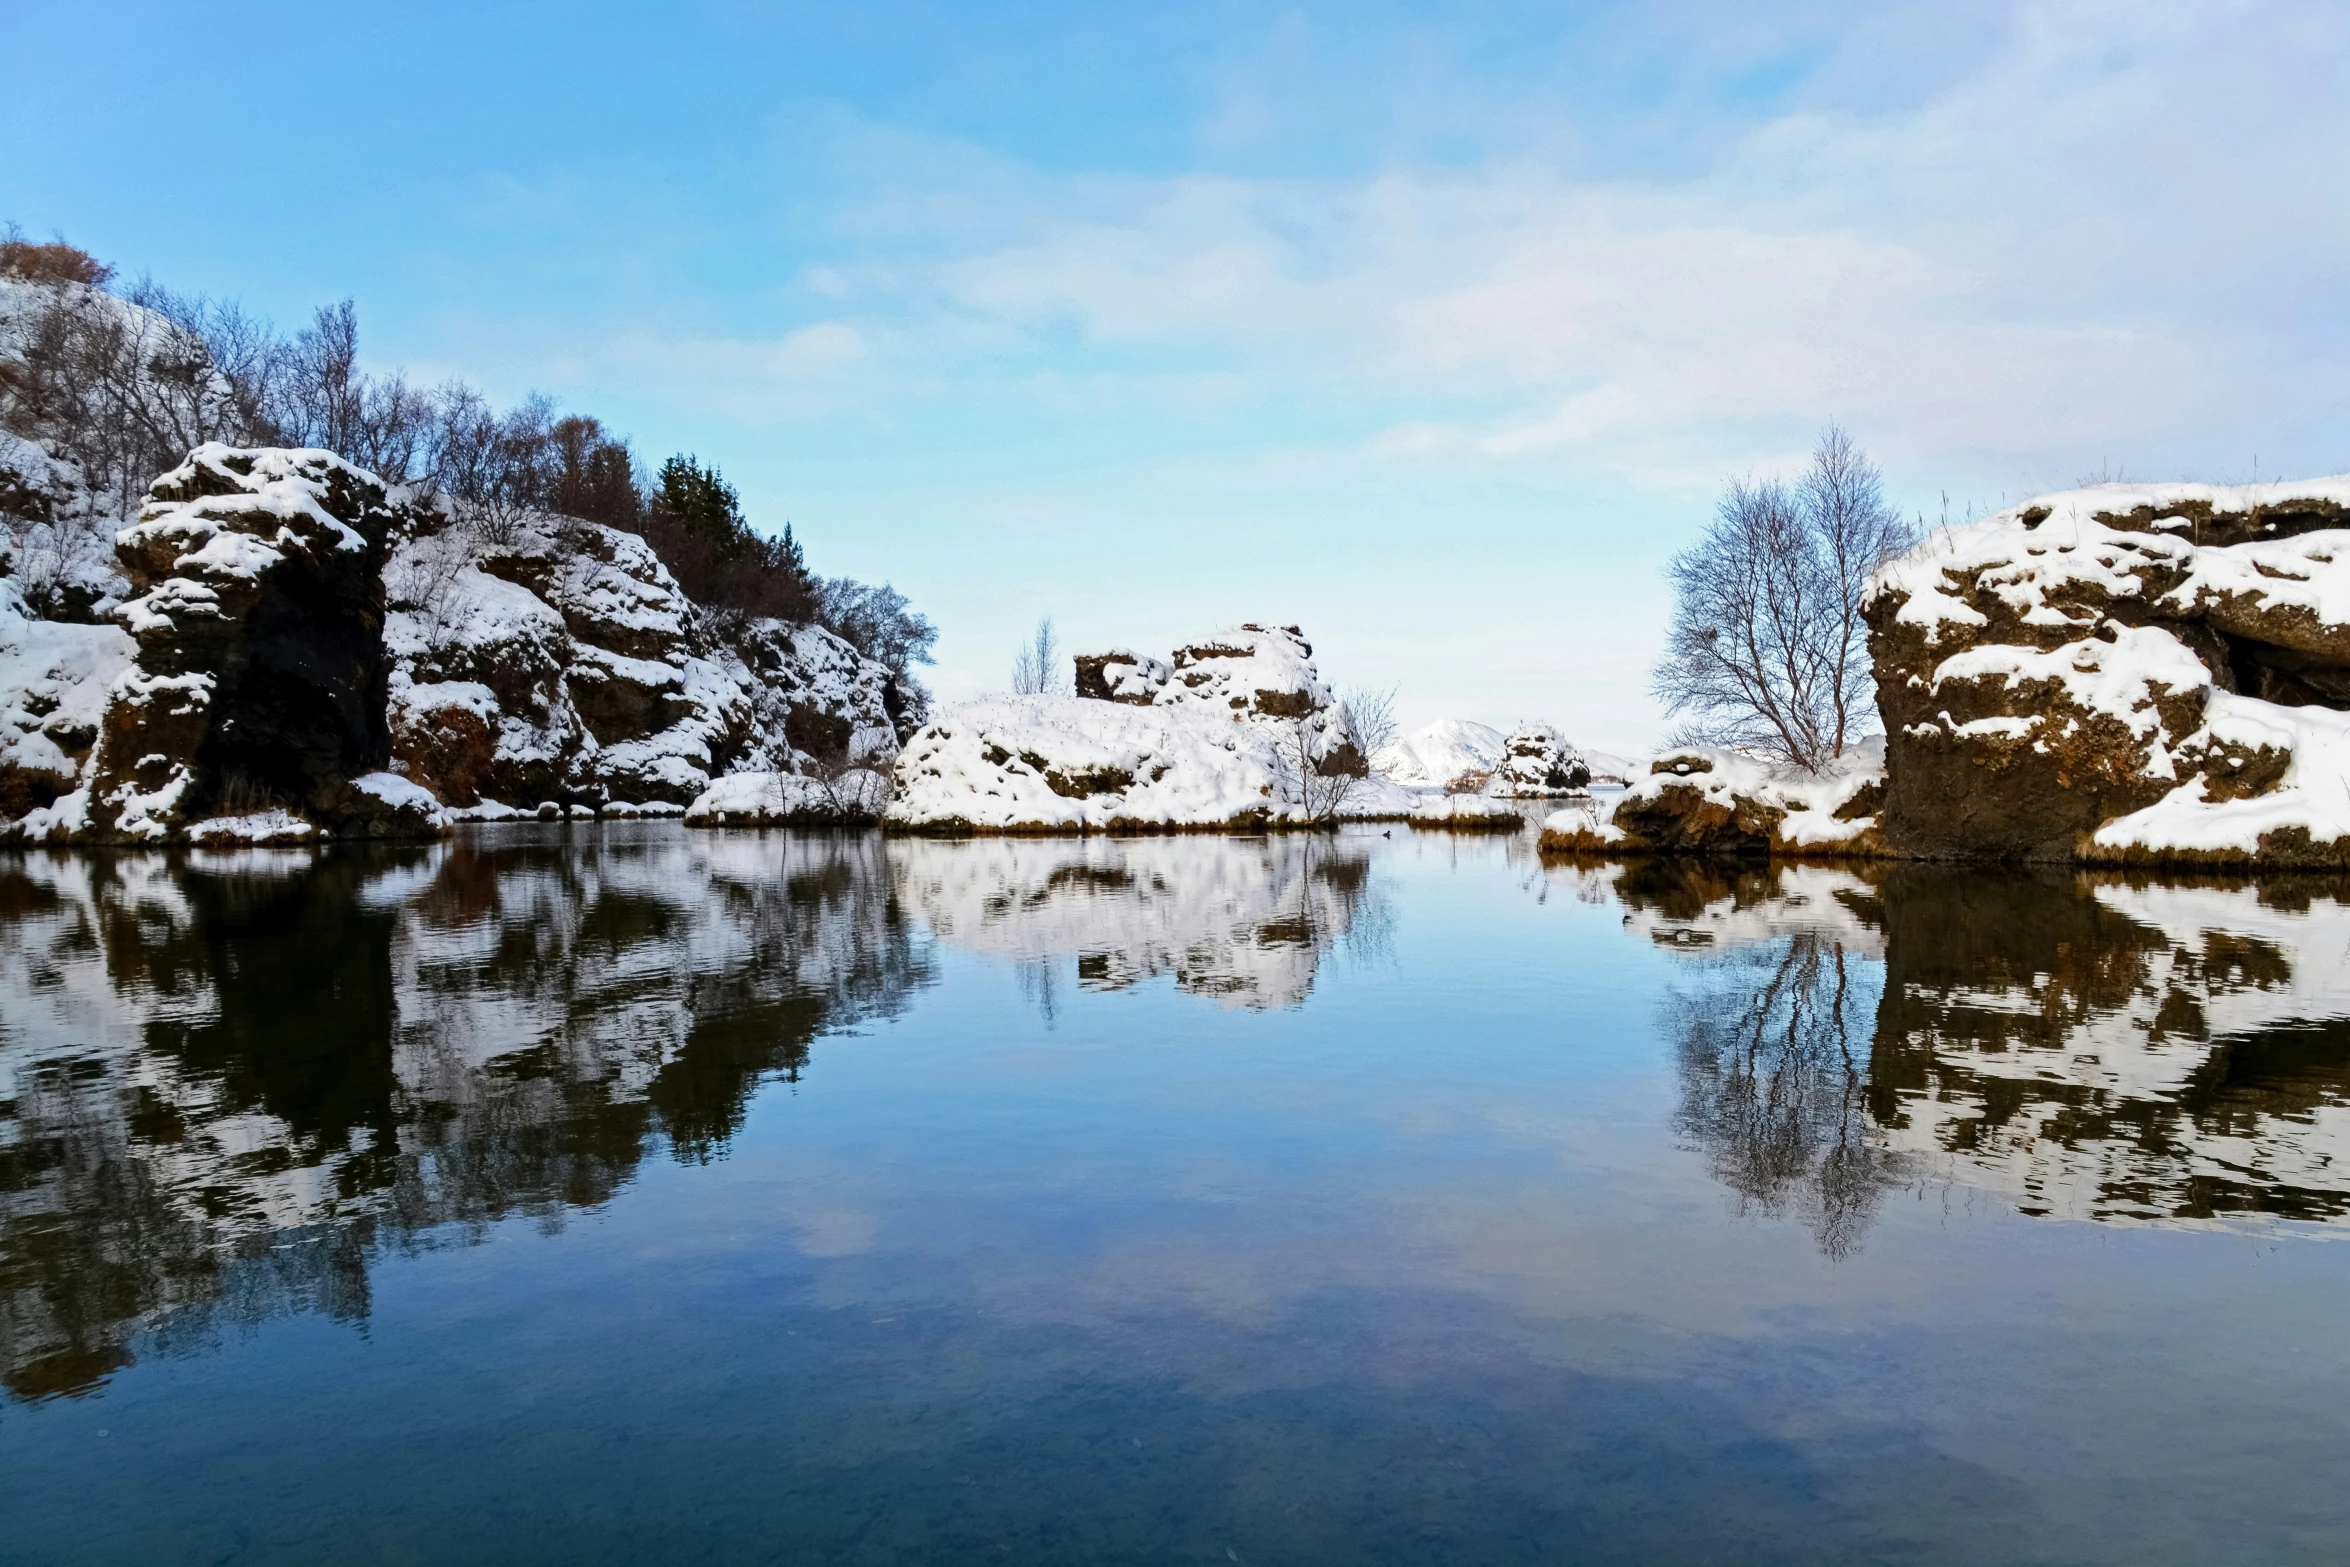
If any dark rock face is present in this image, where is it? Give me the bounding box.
[84,445,415,839]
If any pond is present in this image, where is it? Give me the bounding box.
[3,827,2347,1564]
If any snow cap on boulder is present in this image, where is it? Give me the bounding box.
[1495,723,1591,796]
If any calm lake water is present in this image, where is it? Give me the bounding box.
[4,826,2349,1564]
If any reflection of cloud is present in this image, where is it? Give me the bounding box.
[889,836,1383,1010]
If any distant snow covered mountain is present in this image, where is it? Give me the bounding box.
[1374,719,1644,790]
[1373,719,1507,789]
[1583,749,1644,785]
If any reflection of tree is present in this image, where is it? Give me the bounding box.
[1666,925,1903,1259]
[1638,860,2350,1251]
[0,831,932,1401]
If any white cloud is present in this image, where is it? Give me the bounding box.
[776,0,2348,486]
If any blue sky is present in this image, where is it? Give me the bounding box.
[6,0,2347,748]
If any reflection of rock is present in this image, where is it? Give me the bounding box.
[1636,861,2350,1248]
[890,835,1383,1009]
[0,830,931,1401]
[1617,860,1885,955]
[1870,869,2350,1224]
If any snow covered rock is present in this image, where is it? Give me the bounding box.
[1074,623,1367,778]
[0,578,133,822]
[72,445,421,842]
[885,694,1313,832]
[1540,744,1887,857]
[1073,648,1171,705]
[1374,719,1506,791]
[0,431,123,622]
[1494,723,1591,796]
[1867,474,2350,863]
[384,517,901,810]
[888,625,1395,833]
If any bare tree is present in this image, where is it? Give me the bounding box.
[1010,615,1063,695]
[1340,685,1398,765]
[1654,427,1912,770]
[1278,716,1364,826]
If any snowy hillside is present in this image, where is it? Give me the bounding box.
[1374,719,1505,789]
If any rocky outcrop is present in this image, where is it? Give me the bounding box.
[0,432,124,622]
[384,512,902,810]
[20,444,431,842]
[683,769,889,826]
[1494,723,1590,796]
[1866,475,2350,865]
[885,694,1306,832]
[1073,648,1171,705]
[0,578,132,818]
[1076,623,1369,778]
[886,625,1410,833]
[0,444,913,841]
[1541,744,1886,857]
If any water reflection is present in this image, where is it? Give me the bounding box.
[891,834,1390,1010]
[1621,860,2350,1249]
[0,831,931,1400]
[16,827,2350,1405]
